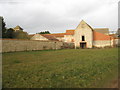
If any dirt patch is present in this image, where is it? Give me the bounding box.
[106,79,118,88]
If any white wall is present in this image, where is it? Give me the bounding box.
[74,20,93,48]
[93,40,113,47]
[64,35,74,42]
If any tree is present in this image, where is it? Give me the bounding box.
[37,31,50,34]
[6,28,14,38]
[1,16,7,38]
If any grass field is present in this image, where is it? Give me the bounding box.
[3,48,118,88]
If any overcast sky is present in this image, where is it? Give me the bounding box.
[0,0,119,34]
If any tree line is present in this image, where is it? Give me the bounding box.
[1,16,51,39]
[1,17,29,39]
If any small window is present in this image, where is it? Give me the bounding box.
[82,36,85,41]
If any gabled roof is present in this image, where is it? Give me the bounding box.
[76,20,94,30]
[14,25,23,30]
[65,30,75,35]
[93,28,109,35]
[41,34,59,41]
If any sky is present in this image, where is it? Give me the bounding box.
[118,1,120,28]
[0,0,119,34]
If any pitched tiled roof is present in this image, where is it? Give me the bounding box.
[48,33,66,37]
[41,34,59,41]
[93,31,113,41]
[93,28,109,35]
[65,30,75,35]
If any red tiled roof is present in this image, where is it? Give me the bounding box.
[65,30,75,35]
[48,33,66,37]
[93,31,113,41]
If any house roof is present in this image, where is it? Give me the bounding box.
[14,25,23,30]
[48,30,75,36]
[93,31,113,41]
[65,30,75,35]
[49,33,66,37]
[41,34,59,41]
[93,28,109,35]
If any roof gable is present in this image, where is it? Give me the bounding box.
[76,20,93,30]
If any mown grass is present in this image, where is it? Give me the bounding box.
[3,48,118,88]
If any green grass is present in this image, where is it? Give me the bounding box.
[3,48,118,88]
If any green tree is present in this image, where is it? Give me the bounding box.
[37,31,50,34]
[6,28,14,38]
[1,16,7,38]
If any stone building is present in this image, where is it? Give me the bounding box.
[73,20,113,48]
[31,20,119,48]
[13,25,23,31]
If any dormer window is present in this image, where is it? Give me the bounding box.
[82,36,85,41]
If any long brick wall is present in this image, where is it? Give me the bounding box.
[1,39,63,53]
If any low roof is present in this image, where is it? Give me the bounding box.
[93,28,109,35]
[41,34,59,41]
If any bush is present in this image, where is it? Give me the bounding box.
[13,31,30,40]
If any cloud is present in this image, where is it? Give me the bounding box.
[0,0,119,34]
